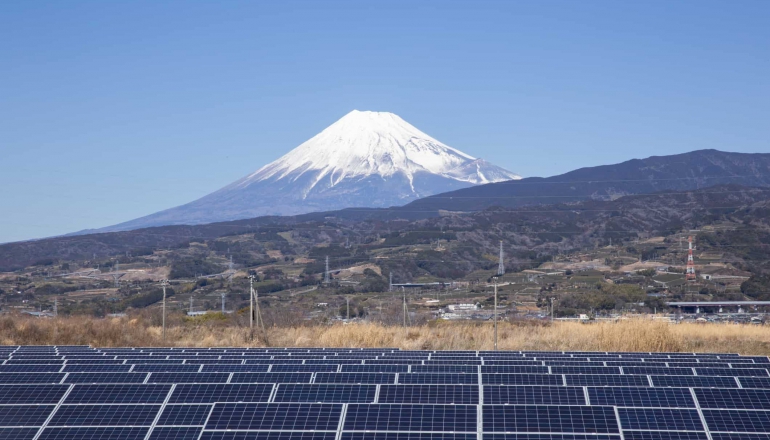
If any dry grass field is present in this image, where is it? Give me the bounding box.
[2,313,770,355]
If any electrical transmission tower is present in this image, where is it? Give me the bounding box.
[686,236,696,281]
[221,292,226,314]
[497,241,505,276]
[323,256,330,284]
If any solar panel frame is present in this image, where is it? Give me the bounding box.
[483,374,563,386]
[37,427,150,440]
[148,426,203,440]
[0,385,69,404]
[617,408,704,431]
[64,384,172,404]
[588,387,696,408]
[48,404,162,426]
[0,427,39,440]
[650,375,739,388]
[273,384,376,403]
[0,405,55,427]
[204,402,342,430]
[483,385,585,405]
[399,373,479,385]
[343,403,477,432]
[702,409,770,433]
[156,404,213,426]
[169,383,272,404]
[695,388,770,410]
[482,405,619,433]
[378,385,479,404]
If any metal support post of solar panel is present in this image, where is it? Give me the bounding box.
[2,346,770,440]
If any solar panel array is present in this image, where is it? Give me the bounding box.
[1,346,770,439]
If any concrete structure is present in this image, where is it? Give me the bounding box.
[667,301,770,314]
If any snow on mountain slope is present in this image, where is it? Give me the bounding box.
[100,110,520,232]
[234,110,518,194]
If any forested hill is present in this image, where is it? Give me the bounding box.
[402,150,770,212]
[1,184,770,273]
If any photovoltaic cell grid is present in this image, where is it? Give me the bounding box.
[1,346,770,438]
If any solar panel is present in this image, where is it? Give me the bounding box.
[169,383,272,403]
[378,385,479,404]
[48,404,161,426]
[65,384,171,404]
[344,404,477,432]
[0,405,55,427]
[269,364,339,373]
[201,432,337,440]
[341,364,409,373]
[617,408,704,431]
[148,427,203,440]
[341,434,478,440]
[61,364,131,373]
[147,373,230,384]
[702,409,770,433]
[650,375,739,388]
[551,366,622,375]
[131,365,202,373]
[483,374,562,386]
[0,366,62,373]
[314,373,395,384]
[565,374,650,387]
[0,427,38,440]
[622,431,708,440]
[589,387,695,407]
[483,385,585,405]
[623,367,694,376]
[695,388,770,410]
[410,365,478,374]
[0,373,64,384]
[711,434,770,440]
[482,405,619,433]
[230,373,312,384]
[481,366,549,374]
[200,365,270,373]
[156,404,213,426]
[37,427,150,440]
[64,373,147,384]
[0,385,68,404]
[205,403,342,430]
[483,435,619,440]
[738,377,770,389]
[273,384,376,403]
[696,368,769,377]
[399,373,479,385]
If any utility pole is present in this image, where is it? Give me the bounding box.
[221,292,225,314]
[346,297,350,321]
[497,241,505,276]
[403,288,407,328]
[161,280,168,341]
[53,297,58,318]
[493,277,498,351]
[550,298,555,323]
[189,296,193,315]
[249,275,255,340]
[389,273,393,292]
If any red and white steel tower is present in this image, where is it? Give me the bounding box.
[686,236,696,281]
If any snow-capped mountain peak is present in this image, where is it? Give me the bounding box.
[101,110,520,231]
[238,110,518,193]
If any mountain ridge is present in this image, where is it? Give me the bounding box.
[99,110,519,232]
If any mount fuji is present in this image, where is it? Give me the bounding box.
[102,110,520,231]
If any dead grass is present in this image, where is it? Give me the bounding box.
[2,314,770,354]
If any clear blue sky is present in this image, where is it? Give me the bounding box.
[1,0,768,243]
